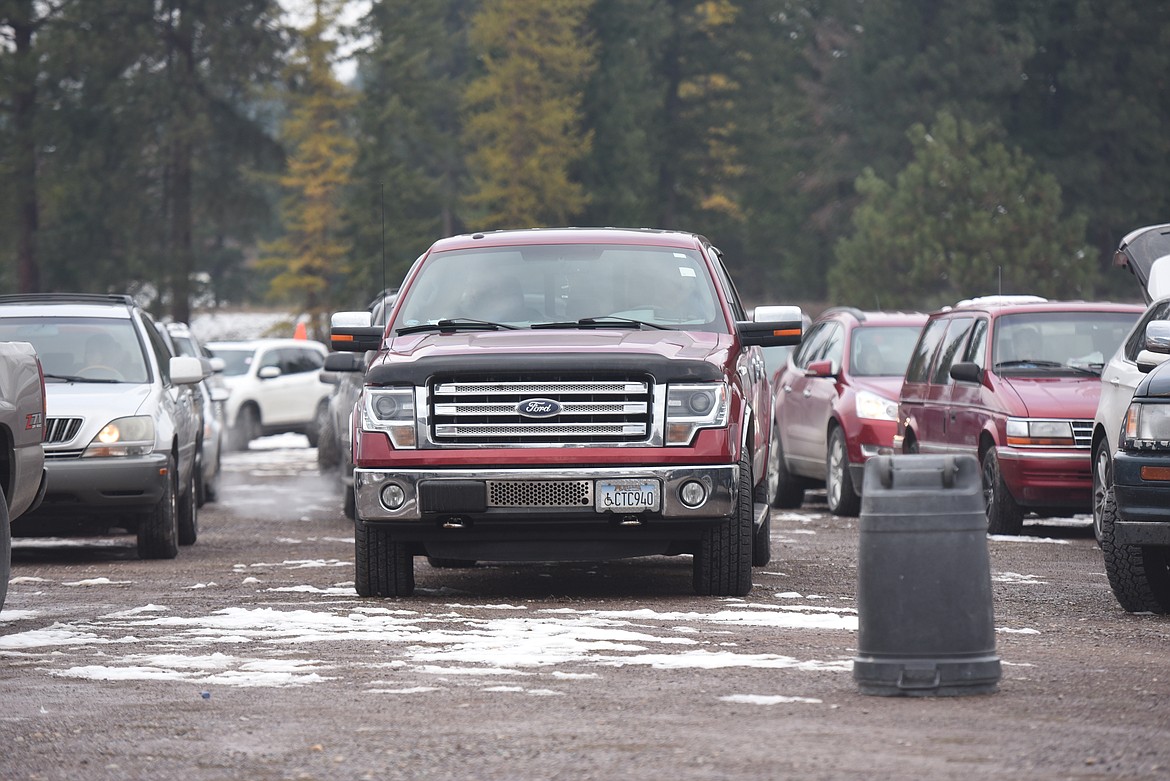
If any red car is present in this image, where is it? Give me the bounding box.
[895,296,1143,534]
[329,228,803,597]
[769,308,927,516]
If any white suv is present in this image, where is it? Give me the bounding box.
[0,294,206,558]
[207,338,330,450]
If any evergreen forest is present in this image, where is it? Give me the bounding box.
[3,0,1168,326]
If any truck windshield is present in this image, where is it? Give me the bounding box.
[393,244,726,333]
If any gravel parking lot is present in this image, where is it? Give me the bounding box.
[1,436,1168,781]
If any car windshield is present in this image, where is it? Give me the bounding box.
[209,347,257,376]
[993,311,1141,373]
[392,244,725,333]
[849,325,924,376]
[0,316,149,383]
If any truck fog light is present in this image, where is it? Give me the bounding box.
[679,480,707,508]
[381,483,406,510]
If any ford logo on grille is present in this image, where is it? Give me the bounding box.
[517,398,562,418]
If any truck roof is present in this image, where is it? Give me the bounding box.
[427,227,709,253]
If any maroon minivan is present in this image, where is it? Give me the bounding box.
[894,296,1143,534]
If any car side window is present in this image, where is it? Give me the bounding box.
[1124,301,1170,362]
[821,323,844,372]
[964,318,989,369]
[794,323,830,369]
[905,317,949,384]
[931,317,975,385]
[140,313,171,385]
[709,248,747,322]
[282,348,323,375]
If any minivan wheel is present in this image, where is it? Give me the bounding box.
[826,427,861,517]
[982,449,1024,535]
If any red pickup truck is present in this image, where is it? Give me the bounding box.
[330,228,803,597]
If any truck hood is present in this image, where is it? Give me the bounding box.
[45,382,151,418]
[1115,223,1170,303]
[367,329,734,384]
[999,376,1102,419]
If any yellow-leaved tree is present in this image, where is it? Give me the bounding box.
[462,0,596,229]
[260,0,357,339]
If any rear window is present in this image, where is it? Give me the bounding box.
[849,324,925,377]
[209,347,257,376]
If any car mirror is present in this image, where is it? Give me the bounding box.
[1144,320,1170,354]
[324,351,364,373]
[949,362,983,383]
[209,356,226,373]
[331,310,383,353]
[170,355,205,385]
[806,358,836,378]
[1136,349,1170,374]
[209,386,230,403]
[258,365,282,380]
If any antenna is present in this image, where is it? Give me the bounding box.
[380,182,386,299]
[998,266,1002,295]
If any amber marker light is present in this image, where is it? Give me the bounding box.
[1140,466,1170,482]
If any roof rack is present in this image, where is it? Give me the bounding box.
[953,295,1048,308]
[0,293,137,307]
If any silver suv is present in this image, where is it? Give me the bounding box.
[0,294,207,558]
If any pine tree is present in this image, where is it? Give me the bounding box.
[461,0,596,229]
[831,111,1093,310]
[259,0,358,338]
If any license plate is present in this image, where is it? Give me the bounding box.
[595,480,660,512]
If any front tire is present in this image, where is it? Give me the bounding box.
[317,404,340,470]
[982,448,1024,535]
[1099,490,1170,614]
[1092,442,1112,543]
[306,399,328,448]
[355,519,414,596]
[138,457,179,559]
[231,405,260,451]
[694,447,754,596]
[826,426,861,517]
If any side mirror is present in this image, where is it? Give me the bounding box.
[739,305,804,348]
[1145,320,1170,354]
[324,351,365,373]
[170,355,205,386]
[209,356,226,373]
[331,310,383,353]
[949,362,983,384]
[258,365,282,380]
[1136,349,1170,374]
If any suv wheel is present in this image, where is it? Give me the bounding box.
[1098,489,1170,614]
[177,464,198,546]
[232,405,261,450]
[0,485,10,613]
[355,519,414,596]
[768,423,804,509]
[138,457,179,559]
[982,449,1024,535]
[306,399,328,448]
[1091,442,1113,543]
[693,446,753,596]
[826,427,861,517]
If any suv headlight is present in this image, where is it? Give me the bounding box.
[362,388,417,449]
[1121,402,1170,450]
[855,390,898,422]
[666,383,728,446]
[1005,417,1074,447]
[83,415,156,457]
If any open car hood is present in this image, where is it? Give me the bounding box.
[1115,223,1170,303]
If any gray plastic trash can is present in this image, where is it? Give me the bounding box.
[853,454,1001,696]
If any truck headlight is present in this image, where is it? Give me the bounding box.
[1122,402,1170,450]
[666,383,728,446]
[83,415,156,457]
[362,388,417,449]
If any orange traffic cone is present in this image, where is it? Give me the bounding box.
[293,321,308,340]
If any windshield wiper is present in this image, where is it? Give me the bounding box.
[994,359,1101,376]
[396,318,519,336]
[530,316,672,331]
[43,373,120,383]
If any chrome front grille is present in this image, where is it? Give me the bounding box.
[1072,420,1092,449]
[45,417,83,445]
[430,378,652,445]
